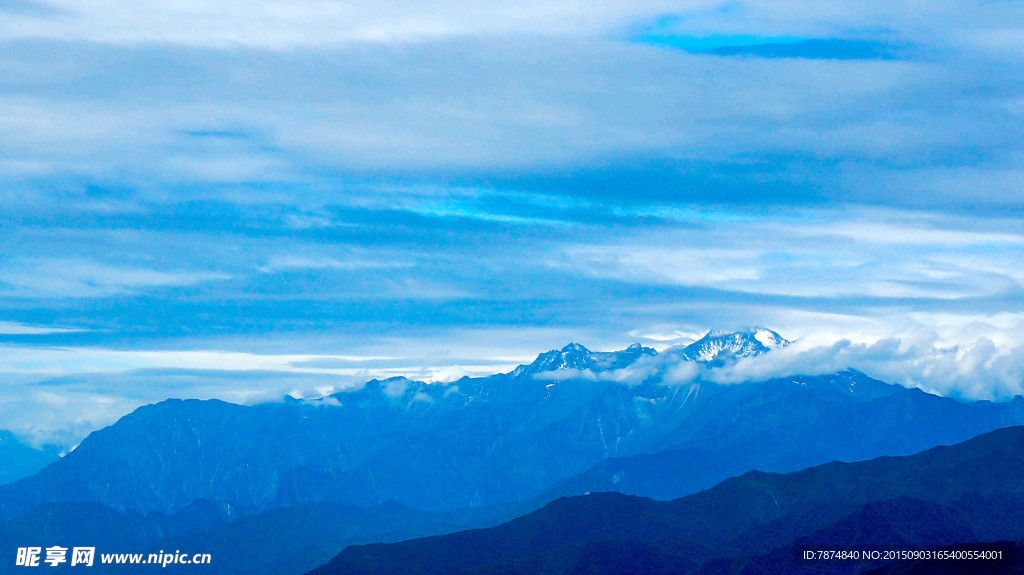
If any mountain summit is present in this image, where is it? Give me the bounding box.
[675,328,788,364]
[511,329,788,378]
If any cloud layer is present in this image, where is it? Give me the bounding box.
[0,1,1022,444]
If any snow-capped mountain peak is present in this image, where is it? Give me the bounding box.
[676,328,788,364]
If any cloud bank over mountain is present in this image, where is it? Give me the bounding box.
[4,327,1024,448]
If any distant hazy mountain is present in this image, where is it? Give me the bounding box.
[309,426,1024,575]
[0,431,58,486]
[0,330,1020,521]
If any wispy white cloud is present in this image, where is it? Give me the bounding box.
[554,245,762,286]
[0,321,85,335]
[0,0,695,47]
[549,209,1024,300]
[0,346,396,375]
[792,221,1024,247]
[0,258,231,297]
[626,328,704,347]
[258,253,413,273]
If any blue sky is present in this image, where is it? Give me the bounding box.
[1,0,1023,445]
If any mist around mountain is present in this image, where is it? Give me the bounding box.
[309,426,1024,575]
[1,329,1022,575]
[0,431,59,486]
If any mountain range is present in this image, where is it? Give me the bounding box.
[1,329,1021,574]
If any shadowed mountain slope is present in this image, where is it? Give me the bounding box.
[310,426,1024,575]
